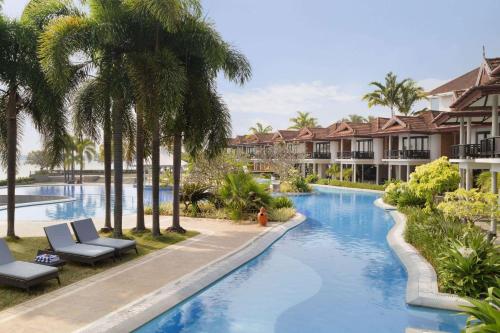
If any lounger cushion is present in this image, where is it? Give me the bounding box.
[0,239,15,265]
[44,224,77,250]
[0,261,57,281]
[57,244,114,258]
[71,219,99,243]
[83,238,136,250]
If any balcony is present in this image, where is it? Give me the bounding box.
[450,144,481,159]
[480,137,500,158]
[336,151,374,159]
[304,152,331,159]
[384,150,430,159]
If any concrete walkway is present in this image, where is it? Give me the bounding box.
[0,215,268,332]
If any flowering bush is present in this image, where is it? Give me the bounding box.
[437,188,500,224]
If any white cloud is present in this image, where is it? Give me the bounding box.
[224,81,358,116]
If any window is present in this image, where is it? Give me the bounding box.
[476,131,490,144]
[402,136,429,150]
[430,98,440,110]
[287,143,297,153]
[356,139,373,152]
[315,142,330,154]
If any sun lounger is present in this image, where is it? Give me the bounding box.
[44,224,115,266]
[0,239,60,291]
[71,219,138,256]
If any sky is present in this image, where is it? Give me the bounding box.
[3,0,500,154]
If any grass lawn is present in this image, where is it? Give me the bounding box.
[0,229,198,311]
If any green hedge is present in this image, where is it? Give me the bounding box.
[0,177,35,186]
[314,178,384,191]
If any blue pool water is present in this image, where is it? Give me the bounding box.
[135,187,465,333]
[0,185,172,221]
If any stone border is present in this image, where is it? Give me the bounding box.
[76,213,307,333]
[0,197,75,210]
[374,198,470,311]
[313,183,384,194]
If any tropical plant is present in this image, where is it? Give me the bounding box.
[249,122,272,134]
[384,181,425,208]
[363,72,408,117]
[408,157,460,209]
[342,167,353,181]
[180,182,212,215]
[219,172,272,220]
[75,138,96,183]
[268,207,296,222]
[288,111,318,129]
[272,196,294,209]
[438,189,500,224]
[280,168,311,193]
[25,150,52,171]
[0,2,71,238]
[476,170,500,193]
[342,114,367,123]
[326,164,340,179]
[460,283,500,333]
[305,173,319,184]
[439,230,500,299]
[396,79,427,115]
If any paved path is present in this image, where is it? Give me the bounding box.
[0,215,267,333]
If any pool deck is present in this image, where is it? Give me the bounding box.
[0,214,304,333]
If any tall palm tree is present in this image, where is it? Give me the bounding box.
[396,80,427,116]
[289,111,318,129]
[75,138,96,183]
[249,122,272,134]
[342,114,367,123]
[362,72,408,117]
[0,3,69,237]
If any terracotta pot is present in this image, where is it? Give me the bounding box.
[257,207,268,227]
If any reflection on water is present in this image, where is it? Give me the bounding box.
[0,185,173,221]
[135,188,466,333]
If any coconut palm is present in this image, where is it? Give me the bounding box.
[289,111,318,129]
[75,138,96,183]
[342,114,367,123]
[363,72,408,117]
[249,122,272,134]
[0,3,70,238]
[396,80,427,116]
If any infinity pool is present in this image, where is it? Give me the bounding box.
[135,187,465,333]
[0,185,172,221]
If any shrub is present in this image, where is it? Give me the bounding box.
[268,207,296,222]
[272,196,294,209]
[384,182,424,207]
[408,157,460,209]
[438,230,500,299]
[326,164,340,179]
[327,179,385,191]
[180,183,212,215]
[305,173,319,184]
[219,172,272,220]
[461,283,500,333]
[342,167,352,181]
[0,177,35,186]
[316,178,330,185]
[437,188,500,224]
[280,169,311,193]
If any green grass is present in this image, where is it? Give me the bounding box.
[0,229,198,311]
[315,179,385,191]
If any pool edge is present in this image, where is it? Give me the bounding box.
[75,213,307,333]
[374,198,471,312]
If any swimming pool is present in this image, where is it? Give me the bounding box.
[0,185,172,221]
[135,187,465,333]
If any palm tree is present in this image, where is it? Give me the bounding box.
[249,122,272,134]
[396,80,427,116]
[289,111,318,129]
[75,138,96,183]
[362,72,408,117]
[0,4,69,237]
[342,114,367,123]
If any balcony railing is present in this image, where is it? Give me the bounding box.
[480,137,500,158]
[384,150,430,159]
[336,151,374,159]
[450,144,481,159]
[304,152,331,159]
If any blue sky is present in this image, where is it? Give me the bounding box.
[3,0,500,153]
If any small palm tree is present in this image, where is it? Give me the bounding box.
[249,122,272,134]
[396,80,427,116]
[75,138,96,183]
[342,114,367,123]
[289,111,318,129]
[363,72,408,117]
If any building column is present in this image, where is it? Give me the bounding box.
[466,117,472,144]
[361,165,364,183]
[406,164,410,181]
[459,117,465,145]
[465,166,472,190]
[352,164,357,182]
[375,164,380,185]
[491,171,498,239]
[397,165,402,180]
[490,95,499,239]
[492,95,499,137]
[340,138,343,159]
[340,163,343,181]
[388,164,392,181]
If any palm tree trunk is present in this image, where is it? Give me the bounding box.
[135,103,145,232]
[167,133,185,234]
[6,88,17,238]
[103,104,112,231]
[151,106,160,236]
[79,156,83,184]
[71,149,75,183]
[112,96,124,238]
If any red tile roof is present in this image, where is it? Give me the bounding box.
[272,130,300,142]
[327,118,389,138]
[294,127,330,141]
[428,68,479,96]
